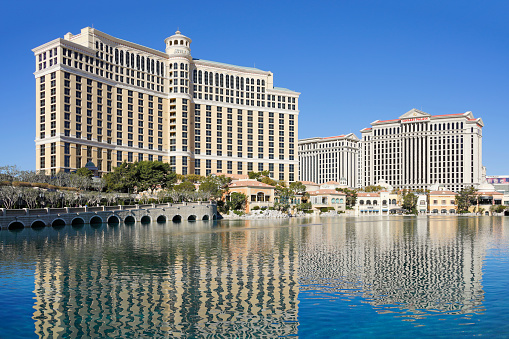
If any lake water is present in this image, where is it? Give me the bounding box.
[0,216,508,338]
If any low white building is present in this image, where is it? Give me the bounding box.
[355,191,397,215]
[416,194,428,214]
[299,180,320,192]
[320,180,348,190]
[308,189,347,212]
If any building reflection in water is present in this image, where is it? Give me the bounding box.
[31,220,301,338]
[18,216,506,336]
[298,216,503,320]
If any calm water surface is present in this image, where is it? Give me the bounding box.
[0,216,508,338]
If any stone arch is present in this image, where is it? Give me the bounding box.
[449,209,456,214]
[188,215,196,221]
[107,215,120,225]
[52,219,66,228]
[90,216,103,225]
[504,210,509,216]
[124,215,136,224]
[156,215,166,223]
[212,214,217,220]
[71,217,85,227]
[172,215,182,223]
[140,215,151,224]
[202,215,209,221]
[31,220,46,229]
[441,209,447,214]
[8,221,24,231]
[485,211,490,216]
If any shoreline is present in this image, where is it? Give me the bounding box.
[219,212,507,221]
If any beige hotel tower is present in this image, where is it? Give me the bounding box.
[33,28,300,180]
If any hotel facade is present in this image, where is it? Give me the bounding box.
[360,109,483,192]
[33,27,300,181]
[298,133,359,187]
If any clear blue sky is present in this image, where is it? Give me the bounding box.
[0,0,508,174]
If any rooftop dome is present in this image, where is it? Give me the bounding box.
[477,181,495,193]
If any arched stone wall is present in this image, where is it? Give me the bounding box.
[90,216,103,224]
[71,217,85,226]
[0,203,217,230]
[8,221,24,230]
[107,215,120,224]
[31,220,46,229]
[52,219,66,228]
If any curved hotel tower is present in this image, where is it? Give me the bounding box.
[32,28,300,180]
[298,133,360,187]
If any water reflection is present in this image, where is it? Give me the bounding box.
[27,220,302,338]
[0,216,507,337]
[299,216,502,320]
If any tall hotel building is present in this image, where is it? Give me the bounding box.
[32,27,300,180]
[360,109,483,192]
[298,133,359,187]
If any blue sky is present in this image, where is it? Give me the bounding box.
[0,0,508,174]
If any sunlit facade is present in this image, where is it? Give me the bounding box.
[33,27,300,180]
[360,109,483,192]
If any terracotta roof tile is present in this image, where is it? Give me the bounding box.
[432,113,464,118]
[374,119,400,123]
[357,192,380,197]
[212,173,249,180]
[299,181,319,185]
[228,180,275,188]
[324,181,341,185]
[322,135,345,139]
[429,190,458,195]
[308,189,346,196]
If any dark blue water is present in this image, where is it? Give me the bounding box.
[0,216,508,338]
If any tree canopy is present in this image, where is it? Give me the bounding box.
[289,182,307,195]
[455,186,477,212]
[174,181,196,192]
[227,192,247,211]
[75,167,94,179]
[402,192,418,214]
[199,175,231,200]
[364,185,384,193]
[336,187,357,208]
[103,161,177,193]
[248,170,270,180]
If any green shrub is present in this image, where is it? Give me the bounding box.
[260,206,267,210]
[233,210,245,216]
[252,206,260,210]
[304,210,314,214]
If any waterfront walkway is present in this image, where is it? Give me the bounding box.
[0,202,217,230]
